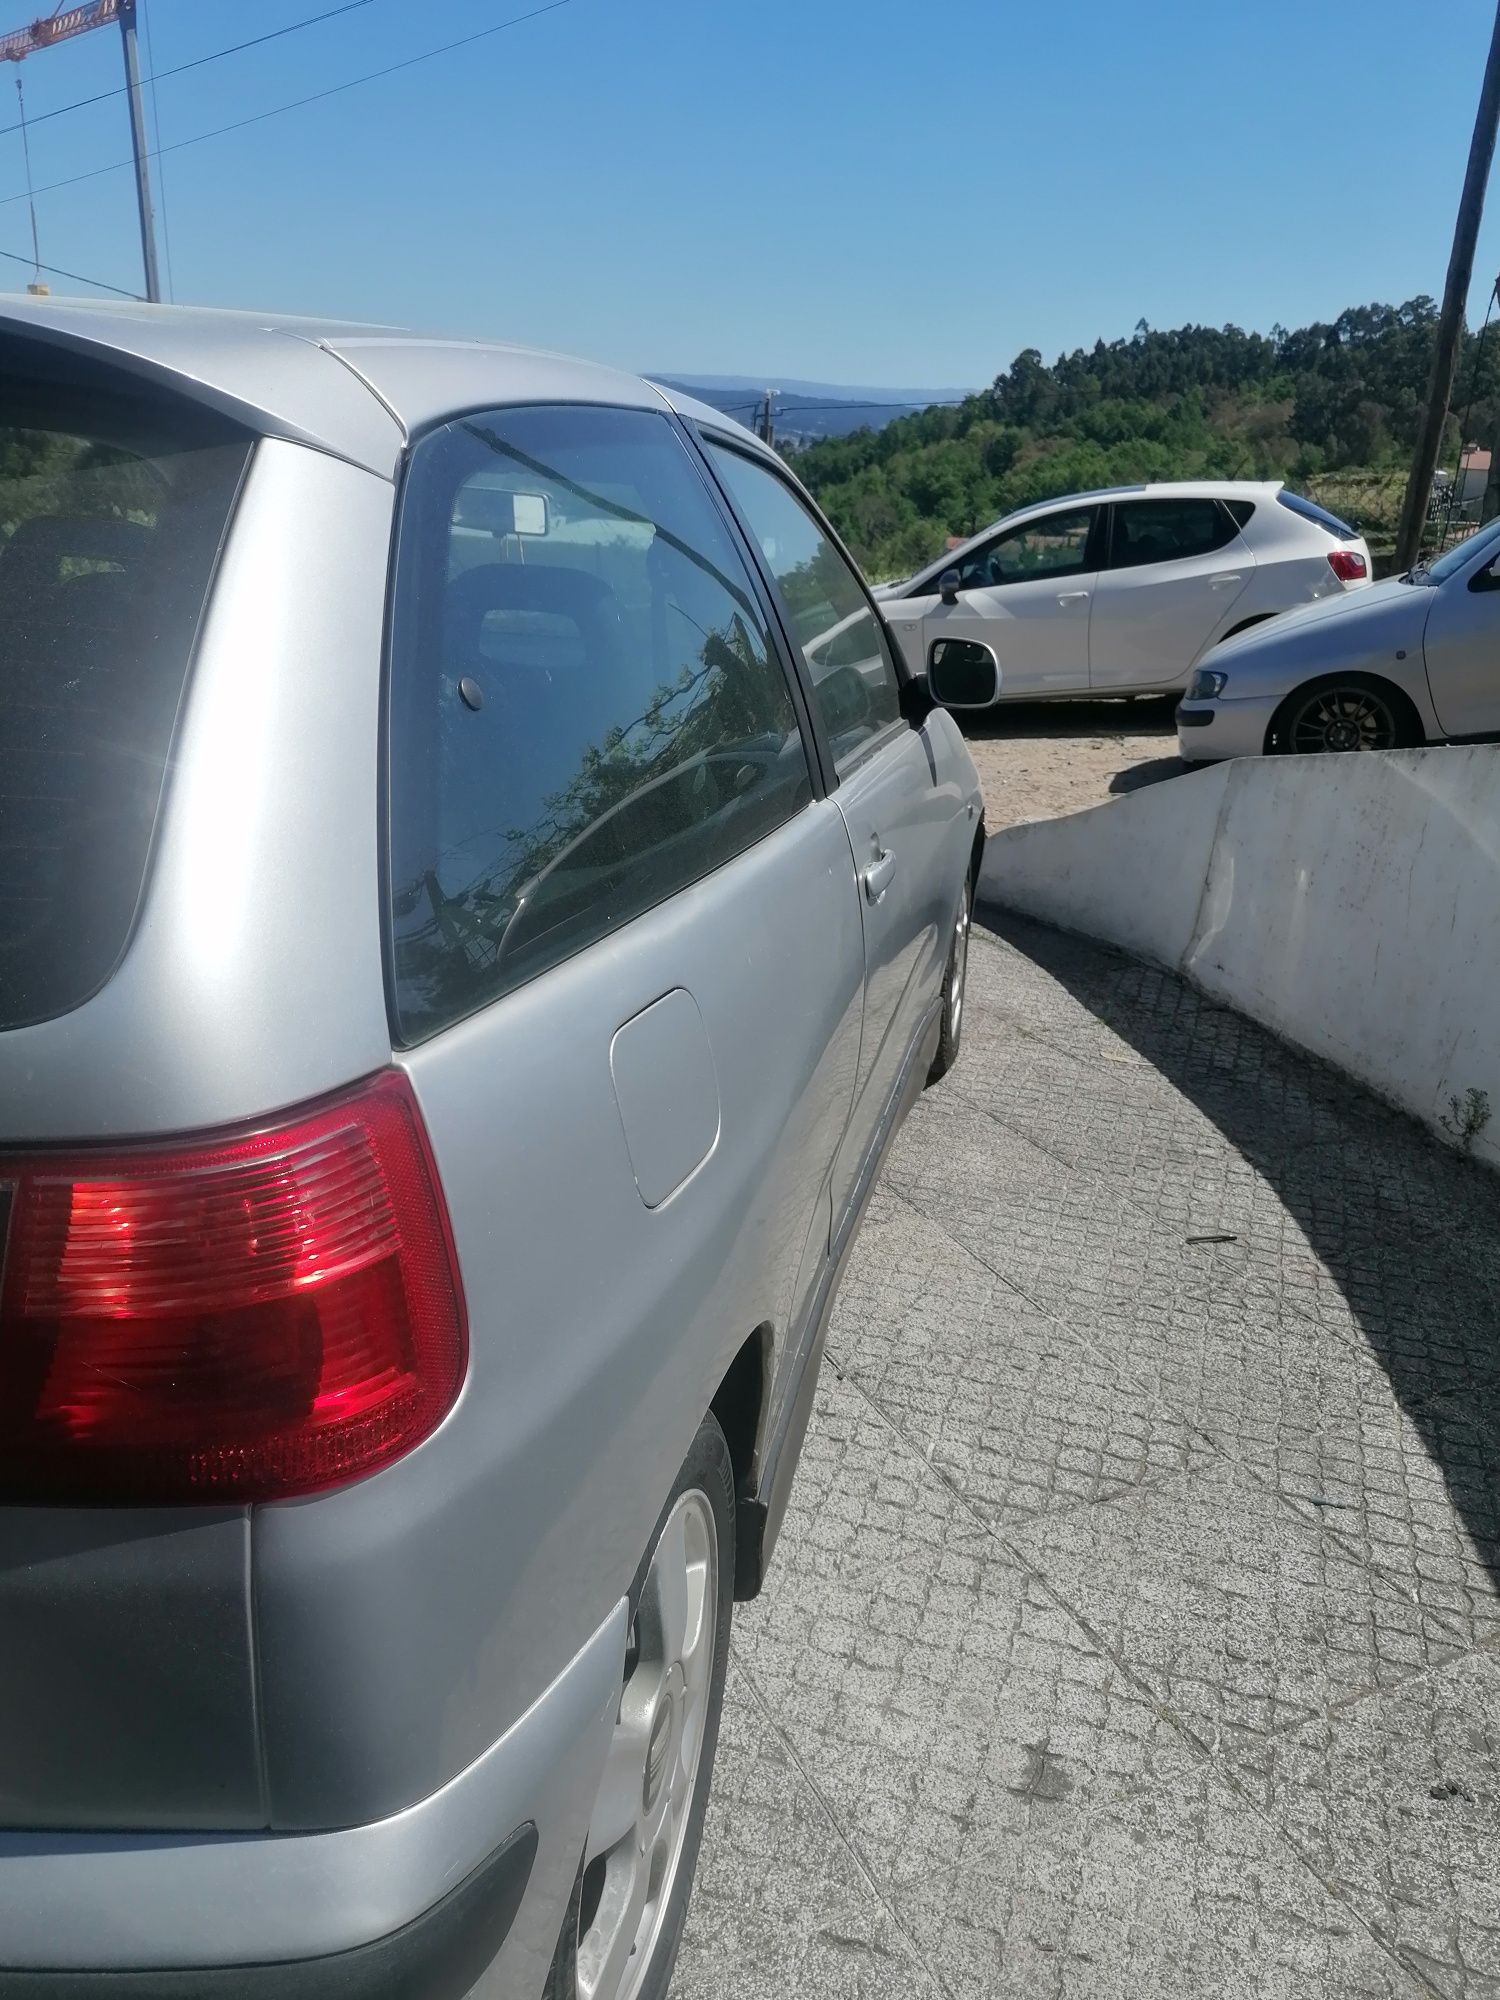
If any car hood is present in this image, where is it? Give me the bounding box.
[1210,575,1428,674]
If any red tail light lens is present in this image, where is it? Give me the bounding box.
[0,1072,467,1504]
[1327,549,1368,583]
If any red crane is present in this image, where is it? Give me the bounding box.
[0,0,160,298]
[0,0,126,67]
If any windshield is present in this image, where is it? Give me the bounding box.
[1423,517,1500,585]
[0,358,251,1031]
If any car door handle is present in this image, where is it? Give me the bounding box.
[1210,573,1244,587]
[1056,590,1090,604]
[863,849,897,903]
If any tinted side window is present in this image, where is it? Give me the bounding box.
[386,406,813,1041]
[1107,498,1238,570]
[705,446,902,770]
[0,357,251,1031]
[960,508,1095,588]
[1224,498,1256,529]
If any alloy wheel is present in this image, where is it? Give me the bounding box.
[1288,685,1397,754]
[576,1489,718,2000]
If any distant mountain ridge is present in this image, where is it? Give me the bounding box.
[651,373,971,443]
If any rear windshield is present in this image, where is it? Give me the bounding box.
[0,358,251,1030]
[1276,488,1359,541]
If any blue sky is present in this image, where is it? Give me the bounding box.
[2,0,1500,388]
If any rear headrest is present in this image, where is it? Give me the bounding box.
[442,563,629,684]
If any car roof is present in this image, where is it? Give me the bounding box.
[0,295,763,480]
[905,479,1284,588]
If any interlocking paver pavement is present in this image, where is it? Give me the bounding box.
[675,909,1500,2000]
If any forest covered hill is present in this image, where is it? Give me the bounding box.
[790,299,1493,579]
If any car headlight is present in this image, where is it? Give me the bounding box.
[1188,668,1228,701]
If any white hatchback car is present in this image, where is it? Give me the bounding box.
[876,482,1373,701]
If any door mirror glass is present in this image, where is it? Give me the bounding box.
[938,567,962,606]
[928,637,1001,709]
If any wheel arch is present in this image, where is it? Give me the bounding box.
[1264,669,1424,755]
[710,1325,773,1596]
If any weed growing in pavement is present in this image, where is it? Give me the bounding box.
[1440,1086,1492,1155]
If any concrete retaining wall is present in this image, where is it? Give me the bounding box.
[978,744,1500,1168]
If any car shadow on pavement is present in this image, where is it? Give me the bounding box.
[976,904,1500,1621]
[1107,756,1189,795]
[960,694,1180,744]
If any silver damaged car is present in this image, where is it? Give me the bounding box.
[0,298,994,2000]
[1178,515,1500,759]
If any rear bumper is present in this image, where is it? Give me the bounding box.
[0,1827,536,2000]
[0,1598,626,1997]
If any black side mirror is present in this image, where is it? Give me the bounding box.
[928,636,1001,709]
[938,567,963,607]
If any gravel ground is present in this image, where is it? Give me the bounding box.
[960,695,1189,828]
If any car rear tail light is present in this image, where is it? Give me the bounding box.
[0,1072,466,1505]
[1327,549,1368,583]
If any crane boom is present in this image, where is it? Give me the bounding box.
[0,0,127,66]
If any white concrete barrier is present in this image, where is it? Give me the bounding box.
[979,744,1500,1168]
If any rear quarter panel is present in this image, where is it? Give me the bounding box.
[0,441,398,1833]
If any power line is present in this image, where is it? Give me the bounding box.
[0,0,378,144]
[0,0,573,211]
[0,242,141,296]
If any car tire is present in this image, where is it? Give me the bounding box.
[1267,674,1422,756]
[543,1413,735,2000]
[926,872,973,1086]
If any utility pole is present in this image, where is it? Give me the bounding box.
[1395,0,1500,571]
[117,0,161,302]
[758,389,775,448]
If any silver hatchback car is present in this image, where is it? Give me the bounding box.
[0,300,991,1999]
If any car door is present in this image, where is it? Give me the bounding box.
[921,505,1099,696]
[704,439,961,1228]
[354,404,872,1756]
[1088,496,1253,690]
[1421,533,1500,735]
